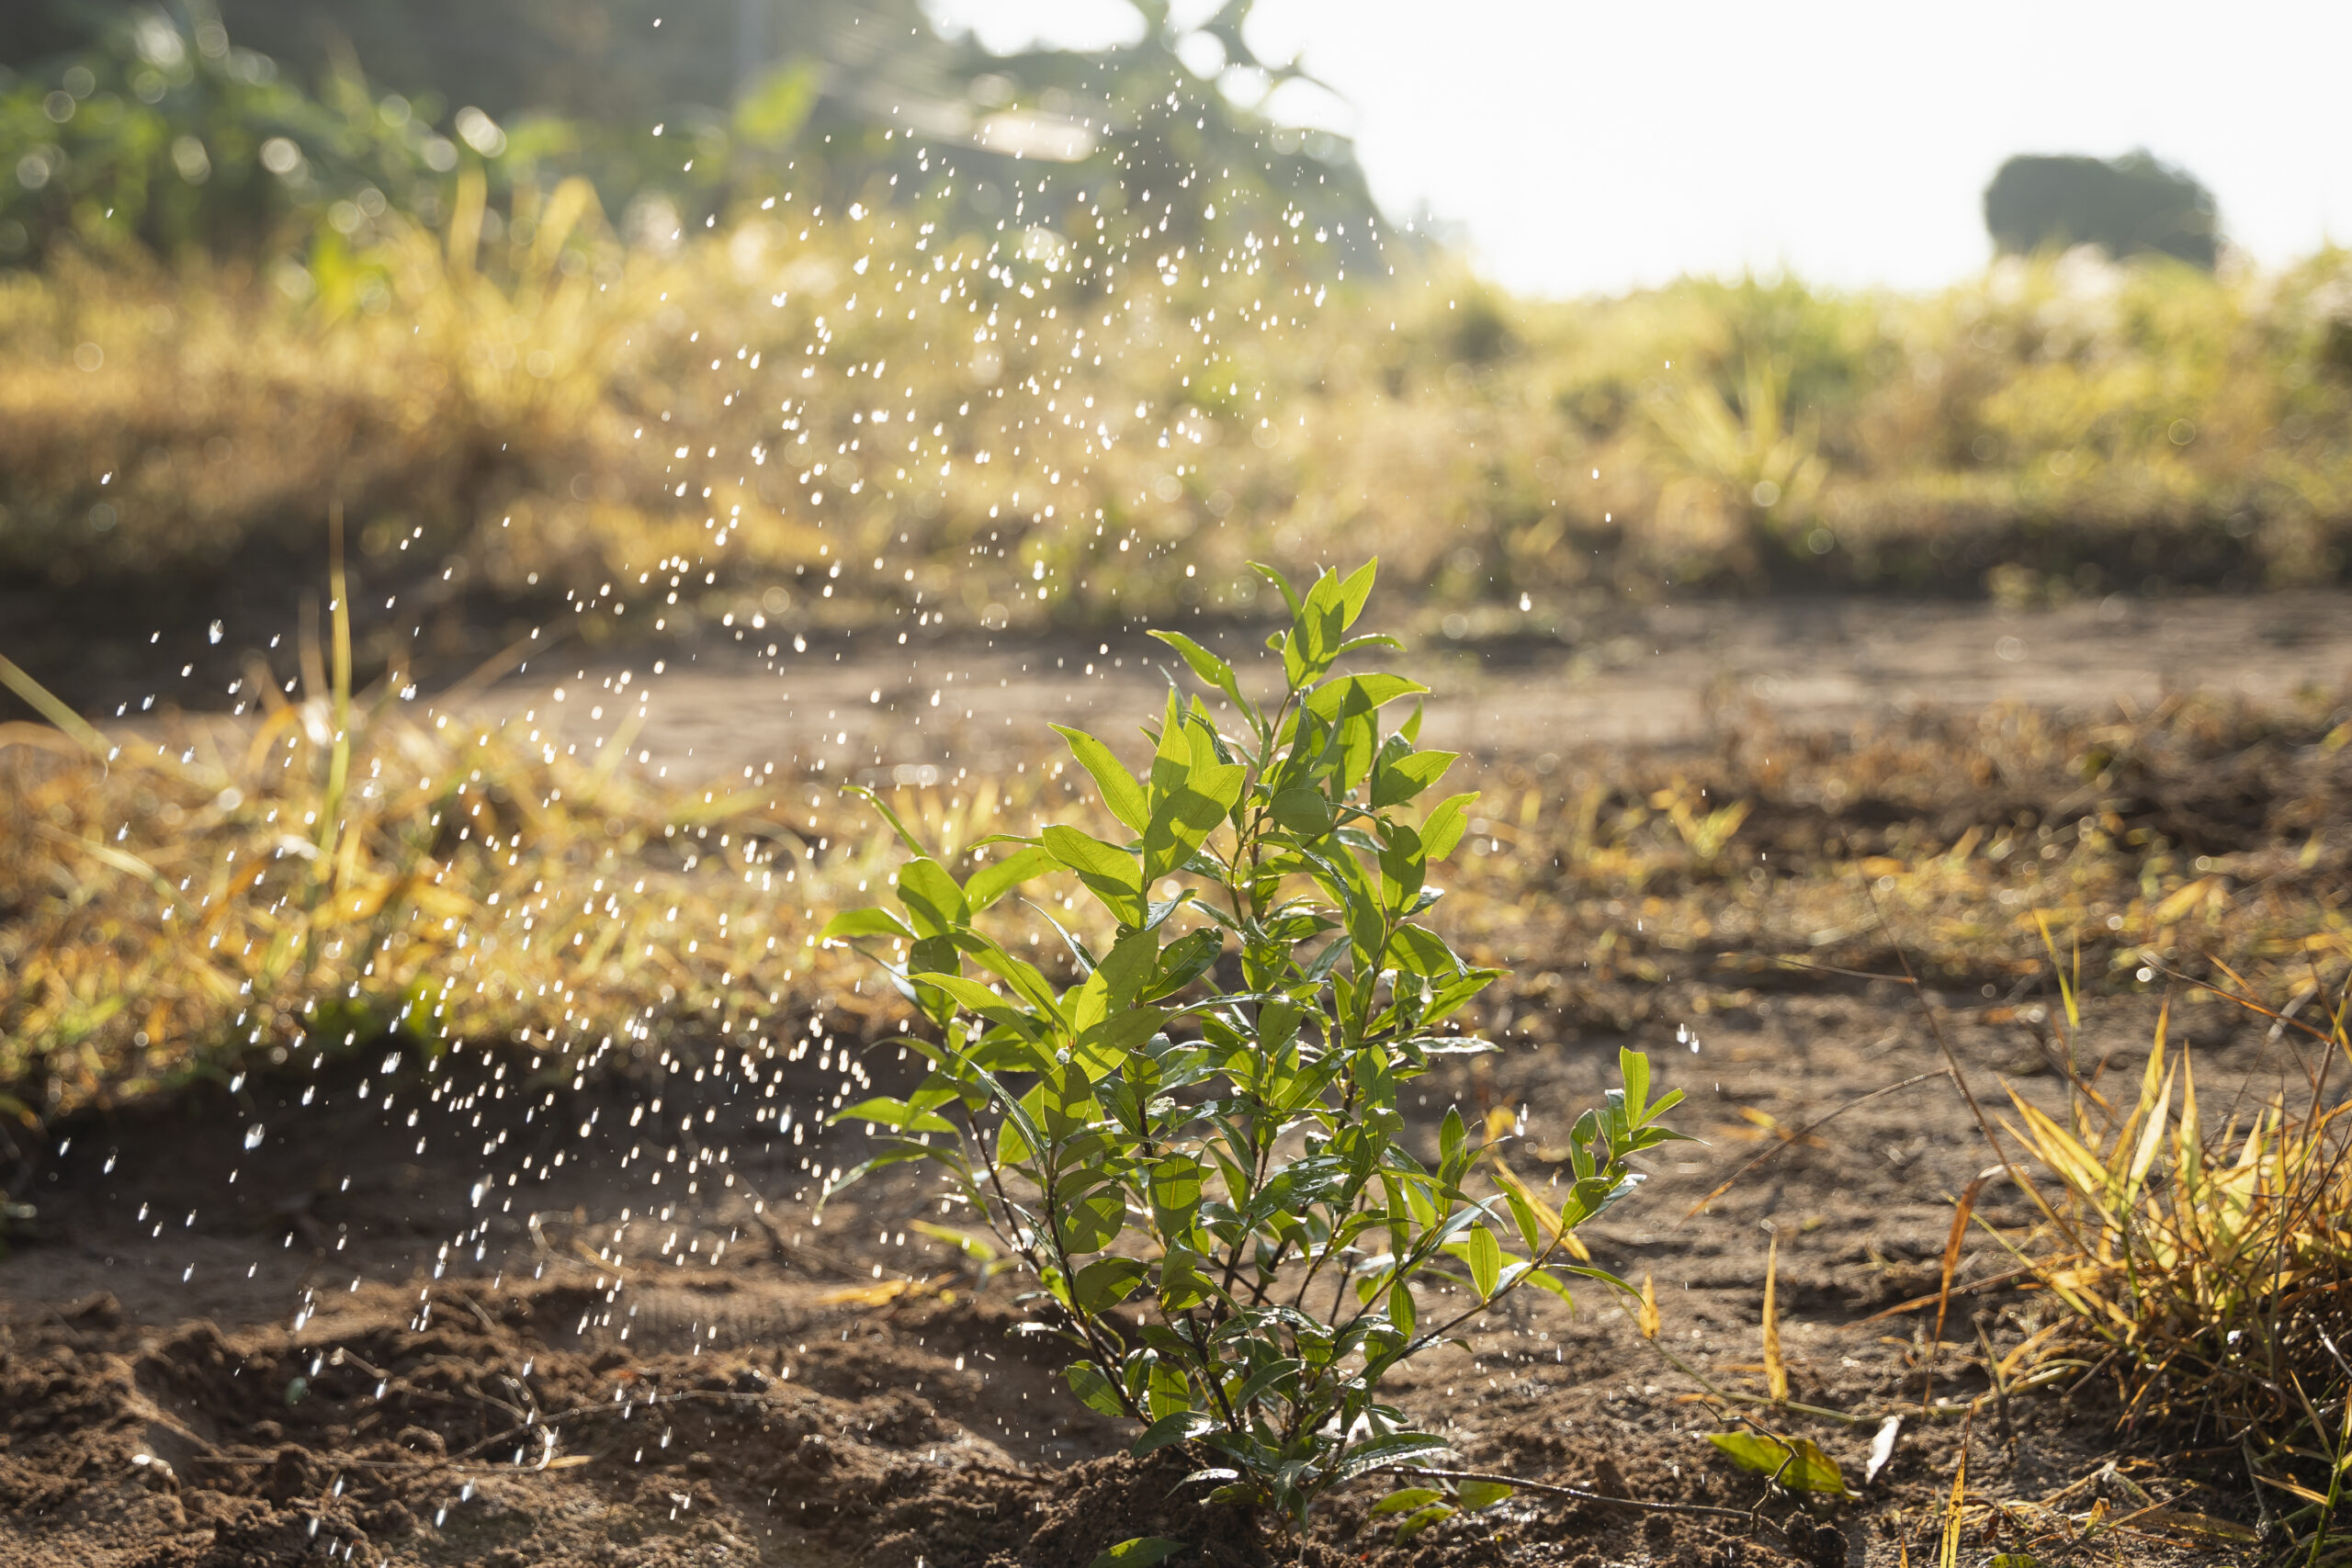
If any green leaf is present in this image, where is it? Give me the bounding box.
[1387,1278,1417,1341]
[1376,823,1427,912]
[841,783,933,856]
[1148,1156,1205,1235]
[967,844,1057,912]
[1097,925,1161,1009]
[1495,1184,1545,1256]
[1520,1266,1577,1303]
[1440,1106,1467,1168]
[1334,557,1378,629]
[1043,824,1147,924]
[1269,786,1334,836]
[1372,750,1458,808]
[1463,1224,1502,1299]
[1142,713,1247,881]
[1148,630,1250,716]
[912,971,1039,1030]
[829,1096,956,1135]
[1054,725,1151,836]
[1369,1487,1444,1517]
[1394,1503,1453,1541]
[1145,927,1223,1000]
[1043,823,1143,884]
[1157,1246,1216,1310]
[1088,1539,1187,1568]
[817,1145,933,1206]
[896,858,971,937]
[1300,672,1429,721]
[909,1221,997,1262]
[964,1059,1046,1168]
[1386,924,1461,979]
[1620,1046,1651,1125]
[1329,1431,1452,1481]
[1227,1356,1304,1415]
[1419,793,1479,861]
[954,931,1068,1017]
[820,907,913,942]
[1057,1184,1127,1254]
[1297,566,1346,666]
[1456,1479,1515,1510]
[1707,1432,1854,1498]
[1251,560,1306,621]
[1064,1361,1128,1418]
[1140,1358,1193,1425]
[1073,1256,1149,1310]
[1133,1412,1215,1456]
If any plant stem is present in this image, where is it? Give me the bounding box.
[1362,1466,1793,1539]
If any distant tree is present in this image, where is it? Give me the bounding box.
[1984,151,2221,270]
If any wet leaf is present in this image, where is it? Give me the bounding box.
[1089,1539,1187,1568]
[1707,1432,1853,1498]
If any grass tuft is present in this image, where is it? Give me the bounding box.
[1991,973,2352,1561]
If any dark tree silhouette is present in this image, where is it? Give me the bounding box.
[1984,150,2221,270]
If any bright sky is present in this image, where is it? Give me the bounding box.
[922,0,2352,298]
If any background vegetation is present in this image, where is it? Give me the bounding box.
[4,3,2352,692]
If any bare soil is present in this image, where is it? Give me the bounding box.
[2,944,2289,1567]
[8,594,2338,1566]
[482,590,2352,783]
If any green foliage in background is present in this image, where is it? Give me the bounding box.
[6,201,2352,656]
[819,562,1684,1524]
[1,0,1385,271]
[0,1,490,262]
[6,6,2352,637]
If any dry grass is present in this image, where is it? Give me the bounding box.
[5,210,2351,657]
[7,579,2348,1129]
[1982,977,2352,1563]
[1418,691,2352,1041]
[0,560,1102,1119]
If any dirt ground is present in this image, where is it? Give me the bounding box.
[479,590,2352,784]
[7,593,2343,1567]
[4,982,2282,1568]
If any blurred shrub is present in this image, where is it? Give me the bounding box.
[3,149,2351,656]
[1985,150,2221,271]
[0,4,488,263]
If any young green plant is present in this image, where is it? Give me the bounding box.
[819,560,1687,1527]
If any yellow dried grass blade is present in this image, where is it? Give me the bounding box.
[1492,1154,1590,1261]
[1762,1230,1788,1403]
[1637,1272,1660,1340]
[2111,1008,2166,1178]
[2032,908,2078,1032]
[0,653,108,760]
[1936,1432,1967,1568]
[2005,1096,2118,1224]
[2122,1060,2175,1210]
[1932,1167,1997,1364]
[2175,1050,2202,1190]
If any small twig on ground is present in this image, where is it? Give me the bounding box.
[1364,1465,1796,1542]
[1680,1069,1950,1222]
[1974,1313,2013,1450]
